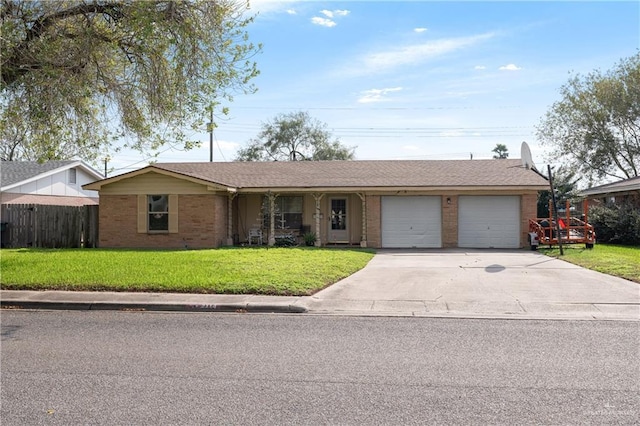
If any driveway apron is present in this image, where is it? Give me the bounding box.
[304,249,640,320]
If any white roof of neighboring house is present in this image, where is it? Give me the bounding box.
[1,160,103,191]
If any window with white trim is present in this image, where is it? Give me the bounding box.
[263,196,303,230]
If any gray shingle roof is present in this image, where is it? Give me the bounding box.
[1,160,78,188]
[580,176,640,197]
[148,159,548,189]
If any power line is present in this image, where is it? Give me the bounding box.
[196,123,536,137]
[214,130,226,161]
[211,123,534,131]
[228,105,525,111]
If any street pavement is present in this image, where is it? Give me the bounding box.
[2,249,639,320]
[3,312,638,424]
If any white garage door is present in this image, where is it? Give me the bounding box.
[381,196,441,248]
[458,196,520,248]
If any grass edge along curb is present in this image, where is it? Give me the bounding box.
[0,247,376,296]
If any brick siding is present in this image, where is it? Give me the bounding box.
[520,193,538,248]
[365,195,381,248]
[99,194,227,248]
[99,192,540,249]
[442,195,458,248]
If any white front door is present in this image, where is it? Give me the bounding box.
[328,198,349,243]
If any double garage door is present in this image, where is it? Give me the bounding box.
[381,195,520,248]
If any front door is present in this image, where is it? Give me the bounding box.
[329,198,348,243]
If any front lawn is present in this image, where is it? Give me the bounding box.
[0,247,376,295]
[540,244,640,283]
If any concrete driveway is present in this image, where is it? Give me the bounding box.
[304,249,640,320]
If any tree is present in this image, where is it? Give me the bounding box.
[536,53,640,182]
[491,143,509,159]
[235,111,356,161]
[536,166,579,217]
[0,0,260,162]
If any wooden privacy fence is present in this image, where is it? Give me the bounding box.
[0,204,99,248]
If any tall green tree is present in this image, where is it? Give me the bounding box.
[235,111,356,161]
[536,53,640,182]
[536,166,579,217]
[0,0,260,162]
[492,143,509,159]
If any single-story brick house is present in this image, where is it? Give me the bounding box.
[83,159,548,249]
[580,176,640,208]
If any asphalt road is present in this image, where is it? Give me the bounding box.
[1,311,639,425]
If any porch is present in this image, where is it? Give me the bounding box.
[227,192,367,247]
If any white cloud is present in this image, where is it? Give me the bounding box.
[402,145,421,151]
[345,32,495,76]
[357,87,403,103]
[311,16,336,27]
[314,9,349,26]
[245,0,298,14]
[414,27,428,33]
[499,63,522,71]
[286,9,296,15]
[474,65,486,70]
[322,9,349,18]
[213,140,240,151]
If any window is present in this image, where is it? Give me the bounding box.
[68,168,77,184]
[137,194,178,234]
[331,198,347,230]
[148,195,169,231]
[264,196,303,230]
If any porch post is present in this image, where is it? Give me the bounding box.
[312,193,325,247]
[357,193,367,248]
[226,192,237,246]
[268,191,276,246]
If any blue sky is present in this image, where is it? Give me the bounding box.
[109,1,639,175]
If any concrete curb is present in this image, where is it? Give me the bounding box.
[1,290,637,320]
[0,299,308,314]
[302,309,640,321]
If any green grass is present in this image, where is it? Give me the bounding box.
[0,247,376,296]
[540,244,640,283]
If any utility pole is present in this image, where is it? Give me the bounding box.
[548,165,564,255]
[103,156,109,178]
[208,108,214,162]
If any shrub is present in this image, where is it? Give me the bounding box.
[303,232,317,247]
[589,202,640,245]
[274,234,297,247]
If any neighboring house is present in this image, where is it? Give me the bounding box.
[580,176,640,207]
[84,159,548,249]
[1,160,102,206]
